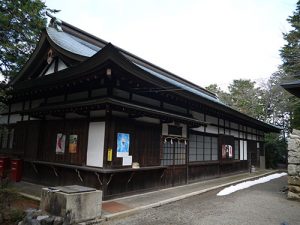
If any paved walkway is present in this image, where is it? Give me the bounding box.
[12,169,282,222]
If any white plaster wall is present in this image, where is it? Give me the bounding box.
[240,140,244,160]
[243,140,248,160]
[86,122,105,167]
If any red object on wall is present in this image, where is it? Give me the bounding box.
[0,157,10,178]
[10,159,22,182]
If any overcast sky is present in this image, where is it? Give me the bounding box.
[43,0,296,89]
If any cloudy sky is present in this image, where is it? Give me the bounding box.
[45,0,295,89]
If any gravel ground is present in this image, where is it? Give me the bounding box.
[102,176,300,225]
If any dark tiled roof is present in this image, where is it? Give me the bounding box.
[37,22,280,132]
[47,25,220,103]
[281,79,300,98]
[281,79,300,87]
[46,27,100,57]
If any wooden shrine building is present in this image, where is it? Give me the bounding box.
[0,17,280,199]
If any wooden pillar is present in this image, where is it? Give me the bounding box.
[103,104,112,168]
[186,127,189,184]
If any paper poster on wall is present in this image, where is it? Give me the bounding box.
[117,133,130,157]
[122,156,132,166]
[107,148,113,161]
[69,134,78,154]
[228,145,233,158]
[222,144,233,159]
[56,133,66,154]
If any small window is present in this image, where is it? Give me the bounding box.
[188,134,218,162]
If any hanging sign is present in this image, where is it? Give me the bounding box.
[69,134,78,154]
[222,144,233,159]
[56,133,66,154]
[107,148,113,161]
[117,133,130,157]
[122,156,132,166]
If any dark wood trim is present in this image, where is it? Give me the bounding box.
[25,159,167,174]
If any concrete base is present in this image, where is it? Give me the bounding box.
[40,185,102,223]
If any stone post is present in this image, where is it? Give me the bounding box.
[287,129,300,201]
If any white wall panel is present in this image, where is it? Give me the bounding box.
[240,140,244,160]
[86,122,105,167]
[244,140,248,160]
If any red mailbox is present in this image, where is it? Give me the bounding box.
[0,156,10,178]
[10,159,22,182]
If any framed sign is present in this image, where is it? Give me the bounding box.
[117,133,130,157]
[56,133,66,154]
[69,134,78,154]
[222,144,233,159]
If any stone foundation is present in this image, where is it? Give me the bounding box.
[288,129,300,201]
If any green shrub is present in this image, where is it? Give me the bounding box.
[265,133,287,168]
[0,177,22,224]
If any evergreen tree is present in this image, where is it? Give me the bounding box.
[227,79,264,119]
[205,84,231,106]
[280,0,300,130]
[280,1,300,75]
[207,80,264,120]
[0,0,47,80]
